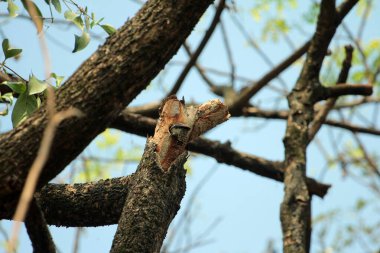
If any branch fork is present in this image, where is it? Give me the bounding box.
[152,96,230,171]
[111,96,228,252]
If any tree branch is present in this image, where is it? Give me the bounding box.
[168,0,225,95]
[308,44,354,142]
[228,41,310,113]
[25,199,56,253]
[110,97,228,252]
[228,0,360,114]
[0,166,328,228]
[280,1,358,252]
[0,0,214,202]
[112,112,330,197]
[0,177,131,227]
[242,107,380,136]
[317,84,372,101]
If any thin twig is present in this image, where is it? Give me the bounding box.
[243,106,380,136]
[166,163,219,249]
[25,199,56,253]
[8,106,82,252]
[182,43,217,90]
[219,18,236,86]
[308,45,354,142]
[352,134,380,178]
[229,11,289,90]
[7,0,53,250]
[111,112,330,197]
[357,0,372,41]
[228,41,310,112]
[168,0,225,95]
[72,228,83,253]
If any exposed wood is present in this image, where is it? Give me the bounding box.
[111,97,228,252]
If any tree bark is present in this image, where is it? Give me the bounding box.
[0,0,214,202]
[113,112,331,197]
[25,199,56,253]
[110,142,187,253]
[280,1,358,253]
[111,97,228,252]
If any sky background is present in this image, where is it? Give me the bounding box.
[0,0,379,252]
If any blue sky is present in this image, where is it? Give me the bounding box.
[1,1,379,252]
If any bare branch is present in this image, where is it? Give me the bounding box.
[280,1,358,252]
[25,199,56,253]
[168,0,225,95]
[8,106,82,251]
[309,45,354,142]
[242,106,380,136]
[228,41,310,113]
[111,112,330,197]
[317,84,373,101]
[220,18,236,86]
[111,97,228,252]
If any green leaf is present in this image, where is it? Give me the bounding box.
[11,92,38,127]
[115,148,126,160]
[352,71,365,82]
[303,2,319,24]
[21,0,44,32]
[2,38,9,52]
[261,18,289,42]
[355,198,367,211]
[0,92,13,104]
[96,129,120,149]
[51,0,61,13]
[250,8,261,21]
[3,81,26,94]
[90,12,96,28]
[101,24,116,35]
[2,39,22,60]
[64,10,84,30]
[0,106,9,116]
[72,31,90,53]
[96,17,104,25]
[50,72,64,87]
[73,16,84,30]
[7,0,19,17]
[85,16,90,30]
[64,10,76,20]
[36,96,41,107]
[28,74,47,95]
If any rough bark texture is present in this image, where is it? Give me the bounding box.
[113,112,330,197]
[110,96,228,252]
[110,142,187,253]
[0,0,213,203]
[0,167,327,227]
[25,200,56,253]
[280,1,358,253]
[37,177,131,227]
[0,177,130,226]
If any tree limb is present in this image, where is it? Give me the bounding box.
[0,0,214,202]
[110,97,228,252]
[316,84,372,101]
[242,107,380,136]
[308,44,354,142]
[112,112,330,197]
[280,1,358,252]
[25,199,56,253]
[168,0,225,95]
